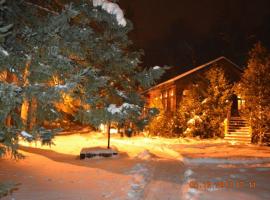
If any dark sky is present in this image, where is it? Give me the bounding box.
[119,0,270,72]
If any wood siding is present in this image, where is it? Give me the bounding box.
[146,57,242,111]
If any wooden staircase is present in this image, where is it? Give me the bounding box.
[224,117,251,144]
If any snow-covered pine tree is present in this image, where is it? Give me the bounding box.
[67,1,165,148]
[0,1,69,158]
[146,97,174,137]
[176,67,232,138]
[177,85,205,137]
[0,0,24,158]
[1,0,165,154]
[238,42,270,144]
[203,67,233,138]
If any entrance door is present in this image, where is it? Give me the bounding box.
[231,94,239,116]
[231,95,245,116]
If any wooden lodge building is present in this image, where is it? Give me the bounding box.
[145,56,251,143]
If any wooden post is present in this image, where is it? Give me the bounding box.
[107,122,111,149]
[224,118,228,136]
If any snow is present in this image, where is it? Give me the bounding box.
[181,168,201,200]
[0,46,9,56]
[25,54,32,60]
[57,55,71,62]
[107,104,120,114]
[39,62,50,68]
[187,115,202,125]
[55,84,68,89]
[92,0,127,27]
[153,66,160,70]
[54,83,75,91]
[136,150,152,160]
[184,127,191,135]
[81,148,116,155]
[183,157,270,165]
[8,67,15,73]
[202,98,208,104]
[127,163,150,200]
[117,90,127,98]
[187,119,195,125]
[20,131,33,139]
[184,169,194,179]
[1,134,269,199]
[107,103,139,115]
[50,109,57,114]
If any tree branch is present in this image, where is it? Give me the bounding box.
[23,1,59,16]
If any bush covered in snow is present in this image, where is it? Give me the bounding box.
[180,67,232,138]
[146,98,177,137]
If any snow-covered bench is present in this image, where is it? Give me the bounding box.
[80,147,118,159]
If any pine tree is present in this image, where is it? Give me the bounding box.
[0,0,165,155]
[238,42,270,144]
[60,1,165,148]
[0,1,65,158]
[176,67,232,138]
[203,67,232,138]
[177,84,205,137]
[147,66,232,138]
[146,98,174,137]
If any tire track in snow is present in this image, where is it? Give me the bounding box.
[127,163,152,200]
[180,168,201,200]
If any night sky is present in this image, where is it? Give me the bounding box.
[119,0,270,74]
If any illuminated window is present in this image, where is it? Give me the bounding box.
[162,91,168,110]
[238,96,245,111]
[161,88,176,111]
[170,89,174,97]
[169,88,176,111]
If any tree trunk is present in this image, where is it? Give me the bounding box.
[107,122,111,149]
[26,98,37,130]
[259,130,264,145]
[5,71,17,127]
[21,100,29,127]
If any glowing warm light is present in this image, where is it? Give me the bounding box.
[21,101,29,122]
[52,75,61,85]
[110,128,118,134]
[99,124,106,133]
[237,95,246,110]
[99,123,118,134]
[183,89,189,96]
[0,71,7,81]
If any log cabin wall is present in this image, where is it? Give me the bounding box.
[146,57,243,112]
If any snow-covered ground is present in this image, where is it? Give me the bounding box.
[1,133,270,200]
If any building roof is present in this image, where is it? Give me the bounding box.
[147,56,242,92]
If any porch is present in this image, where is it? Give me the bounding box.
[224,95,252,144]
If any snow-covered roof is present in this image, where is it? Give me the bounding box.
[147,56,242,91]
